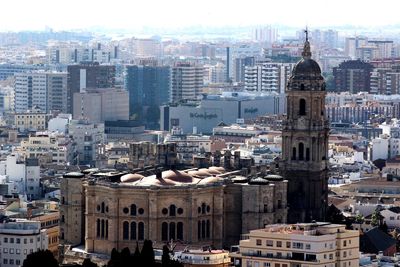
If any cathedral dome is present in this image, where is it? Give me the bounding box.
[287,36,325,91]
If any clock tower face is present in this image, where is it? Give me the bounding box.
[281,33,329,223]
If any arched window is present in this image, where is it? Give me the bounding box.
[299,99,306,116]
[197,221,201,239]
[206,220,210,238]
[300,84,305,90]
[177,222,183,240]
[105,220,108,239]
[169,222,176,241]
[96,219,100,237]
[299,143,304,161]
[169,205,176,217]
[201,220,206,239]
[201,203,206,214]
[101,202,105,213]
[306,148,310,161]
[123,221,129,240]
[162,222,168,241]
[101,219,105,238]
[292,147,296,160]
[130,204,137,216]
[138,222,144,240]
[130,222,136,240]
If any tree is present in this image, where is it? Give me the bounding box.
[371,211,380,227]
[120,247,131,267]
[141,240,155,266]
[373,158,386,171]
[162,245,170,267]
[107,248,121,267]
[326,204,345,224]
[82,258,98,267]
[23,250,58,267]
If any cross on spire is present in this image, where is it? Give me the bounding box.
[304,27,309,42]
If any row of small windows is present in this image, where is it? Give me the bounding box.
[162,222,183,241]
[198,203,211,214]
[96,219,109,239]
[3,259,21,265]
[97,202,109,213]
[123,204,144,216]
[122,221,145,241]
[291,143,310,161]
[162,205,183,216]
[3,237,35,244]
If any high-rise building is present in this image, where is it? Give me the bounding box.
[67,62,116,113]
[345,36,368,59]
[281,36,329,223]
[14,72,67,113]
[333,60,373,93]
[14,72,47,113]
[171,62,204,103]
[370,66,400,95]
[253,26,278,43]
[125,64,171,124]
[73,88,129,123]
[234,57,255,83]
[244,61,295,93]
[47,72,68,113]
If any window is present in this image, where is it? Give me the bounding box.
[3,248,8,253]
[292,147,296,160]
[277,252,282,258]
[16,260,20,265]
[169,205,176,216]
[256,239,262,246]
[286,242,291,248]
[306,244,311,250]
[329,254,333,260]
[130,222,137,240]
[123,221,129,240]
[177,222,184,240]
[3,259,7,264]
[10,248,14,254]
[138,222,144,240]
[298,143,304,160]
[264,263,271,267]
[343,251,347,258]
[131,204,137,216]
[16,238,20,244]
[10,238,14,243]
[277,241,282,247]
[101,202,105,213]
[343,240,347,247]
[4,237,7,243]
[10,259,14,265]
[293,242,303,249]
[162,222,168,241]
[299,99,306,115]
[266,240,273,247]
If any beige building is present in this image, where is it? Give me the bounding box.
[17,132,74,164]
[177,250,231,267]
[231,223,359,267]
[60,167,287,256]
[31,210,60,256]
[73,88,129,123]
[14,110,48,132]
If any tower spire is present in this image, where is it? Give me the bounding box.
[302,27,312,59]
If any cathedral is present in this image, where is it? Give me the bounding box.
[281,31,330,223]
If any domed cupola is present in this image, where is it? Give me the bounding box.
[287,31,326,92]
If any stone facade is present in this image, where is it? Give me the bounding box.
[59,167,287,256]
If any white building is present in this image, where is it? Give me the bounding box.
[381,207,400,229]
[0,219,48,267]
[171,63,204,102]
[370,135,389,161]
[48,113,72,134]
[231,223,359,267]
[14,72,67,113]
[244,62,294,93]
[68,119,104,165]
[4,154,41,200]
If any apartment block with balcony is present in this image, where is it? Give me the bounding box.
[230,222,359,267]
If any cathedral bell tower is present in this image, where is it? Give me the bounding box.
[281,31,329,223]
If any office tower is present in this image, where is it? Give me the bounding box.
[67,62,116,113]
[171,62,204,103]
[322,29,338,48]
[125,64,171,126]
[134,38,162,58]
[244,61,295,93]
[253,26,278,43]
[281,36,329,223]
[14,73,48,113]
[47,72,68,113]
[333,60,373,93]
[73,88,129,123]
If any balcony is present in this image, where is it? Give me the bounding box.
[241,252,319,263]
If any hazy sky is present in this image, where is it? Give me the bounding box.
[2,0,400,31]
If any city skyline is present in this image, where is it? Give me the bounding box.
[2,0,400,32]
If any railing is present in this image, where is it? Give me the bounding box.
[241,252,319,263]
